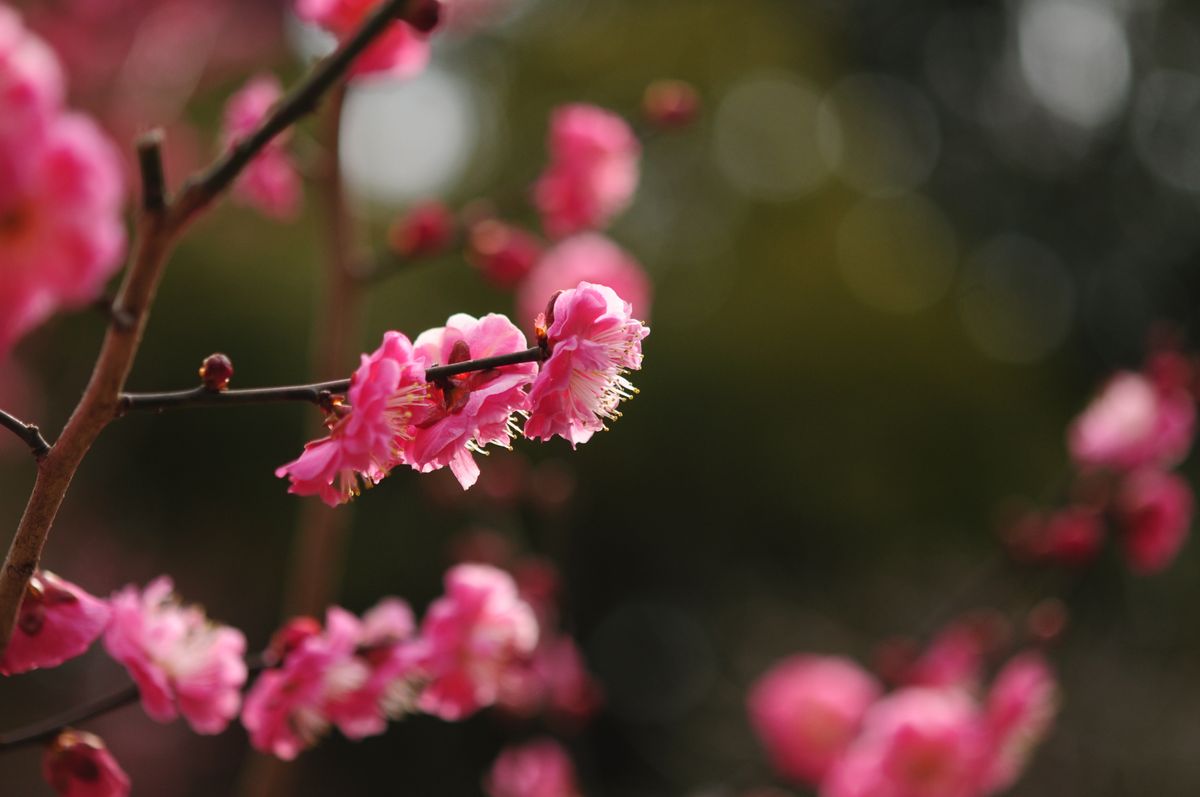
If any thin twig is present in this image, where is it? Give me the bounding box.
[0,410,50,459]
[117,347,545,414]
[136,130,167,213]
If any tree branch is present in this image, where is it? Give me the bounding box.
[117,347,546,414]
[0,410,50,459]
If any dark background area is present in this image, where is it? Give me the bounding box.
[4,0,1200,793]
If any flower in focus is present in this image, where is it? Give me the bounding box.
[103,577,247,734]
[979,653,1057,793]
[276,331,427,505]
[295,0,433,79]
[485,738,581,797]
[1115,468,1193,574]
[747,655,882,786]
[1068,371,1194,471]
[821,688,985,797]
[525,281,650,448]
[415,564,539,720]
[0,8,126,355]
[534,104,640,238]
[517,234,651,329]
[42,729,130,797]
[406,313,537,489]
[0,570,110,676]
[242,599,420,759]
[221,74,301,219]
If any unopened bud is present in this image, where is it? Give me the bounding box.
[43,729,130,797]
[389,201,454,259]
[266,616,322,665]
[643,79,700,129]
[199,353,234,392]
[468,220,543,289]
[1027,598,1069,644]
[405,0,442,33]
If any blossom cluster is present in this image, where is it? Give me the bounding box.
[0,6,126,356]
[1006,344,1196,573]
[748,619,1058,797]
[276,280,649,502]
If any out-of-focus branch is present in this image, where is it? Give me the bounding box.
[0,409,51,459]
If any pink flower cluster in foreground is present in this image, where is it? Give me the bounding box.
[276,281,649,502]
[748,626,1057,797]
[1007,346,1196,573]
[0,6,126,355]
[220,74,301,219]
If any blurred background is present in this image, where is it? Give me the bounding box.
[5,0,1200,793]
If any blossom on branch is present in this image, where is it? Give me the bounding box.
[221,74,301,220]
[534,104,640,238]
[42,729,130,797]
[980,653,1057,793]
[276,331,427,505]
[525,281,650,447]
[1068,370,1194,472]
[406,313,538,489]
[485,738,581,797]
[1115,468,1193,574]
[295,0,435,79]
[0,570,109,676]
[103,577,247,734]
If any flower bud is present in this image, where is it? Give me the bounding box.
[468,220,543,289]
[388,201,454,259]
[199,353,234,391]
[43,730,130,797]
[405,0,443,33]
[643,79,700,129]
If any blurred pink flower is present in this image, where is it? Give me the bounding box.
[103,577,247,734]
[405,314,537,489]
[295,0,431,79]
[822,688,985,797]
[415,564,539,720]
[498,634,603,725]
[525,281,650,447]
[980,653,1057,793]
[1116,468,1193,574]
[243,600,419,759]
[1,9,126,355]
[1008,506,1104,568]
[469,219,544,289]
[1068,371,1194,471]
[534,104,640,238]
[904,623,988,692]
[485,738,581,797]
[747,655,881,786]
[0,571,110,676]
[276,331,427,505]
[42,729,130,797]
[390,200,454,258]
[517,234,651,330]
[221,74,301,219]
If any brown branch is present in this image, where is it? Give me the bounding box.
[0,0,430,657]
[0,409,51,459]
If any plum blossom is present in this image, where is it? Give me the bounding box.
[389,200,454,258]
[534,104,640,238]
[747,655,882,786]
[469,219,544,289]
[405,313,538,489]
[414,564,539,720]
[498,634,603,725]
[221,74,301,219]
[0,571,110,676]
[295,0,433,79]
[1006,506,1104,567]
[1116,468,1193,574]
[42,729,130,797]
[485,738,581,797]
[242,599,420,759]
[525,282,650,447]
[1068,371,1194,471]
[276,331,427,505]
[0,8,126,354]
[517,233,651,329]
[980,653,1057,793]
[103,577,247,734]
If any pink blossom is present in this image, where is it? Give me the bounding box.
[525,282,650,447]
[0,6,63,149]
[42,729,130,797]
[415,564,540,720]
[405,313,537,489]
[485,738,581,797]
[469,219,544,289]
[979,653,1057,793]
[0,571,110,676]
[221,74,301,219]
[1116,468,1193,574]
[747,655,882,786]
[295,0,431,79]
[1068,371,1195,471]
[242,600,419,759]
[904,622,993,692]
[517,234,652,329]
[822,688,985,797]
[103,577,247,734]
[390,200,454,258]
[534,104,640,238]
[1007,506,1104,567]
[499,634,603,725]
[276,331,427,505]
